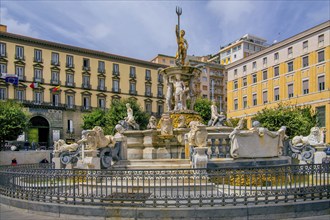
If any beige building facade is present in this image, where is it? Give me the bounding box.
[0,26,166,146]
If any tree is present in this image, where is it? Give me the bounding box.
[253,103,317,139]
[193,98,212,124]
[82,108,107,130]
[82,99,150,135]
[0,100,30,149]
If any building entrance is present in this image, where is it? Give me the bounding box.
[28,116,50,149]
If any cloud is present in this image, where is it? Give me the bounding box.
[0,7,39,37]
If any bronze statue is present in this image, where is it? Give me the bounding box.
[175,6,188,66]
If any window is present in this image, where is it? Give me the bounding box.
[318,75,325,91]
[252,74,257,83]
[113,63,119,75]
[66,55,74,68]
[130,66,136,78]
[303,41,308,52]
[234,99,238,110]
[0,64,7,74]
[274,52,279,61]
[318,50,324,63]
[66,73,74,86]
[202,76,207,82]
[83,58,90,70]
[52,94,59,106]
[243,65,246,74]
[263,57,267,66]
[274,88,280,101]
[67,120,73,133]
[98,78,105,90]
[234,69,237,76]
[145,84,152,96]
[252,94,257,106]
[145,69,151,80]
[233,80,238,89]
[252,61,257,70]
[157,85,163,97]
[318,34,324,47]
[16,90,24,101]
[15,46,24,59]
[34,91,42,104]
[98,61,105,73]
[287,61,293,72]
[302,56,309,68]
[243,96,247,108]
[0,88,6,100]
[288,47,293,57]
[202,85,208,91]
[51,71,60,84]
[113,79,119,92]
[82,75,90,88]
[0,43,6,57]
[242,77,247,87]
[262,91,268,104]
[67,95,74,108]
[288,84,294,98]
[262,70,268,80]
[303,80,309,94]
[98,98,105,108]
[274,66,279,77]
[157,104,163,116]
[129,82,136,95]
[83,96,90,110]
[34,49,42,62]
[316,106,325,127]
[51,52,59,65]
[145,102,152,113]
[158,73,163,83]
[34,68,42,82]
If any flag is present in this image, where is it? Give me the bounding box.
[52,85,60,92]
[29,82,39,89]
[5,74,19,86]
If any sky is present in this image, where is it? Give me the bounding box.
[1,0,329,61]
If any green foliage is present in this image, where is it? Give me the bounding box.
[253,103,317,139]
[82,99,150,135]
[0,100,30,147]
[225,118,248,129]
[193,98,212,124]
[82,108,107,130]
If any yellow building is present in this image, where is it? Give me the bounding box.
[0,25,166,146]
[226,21,330,142]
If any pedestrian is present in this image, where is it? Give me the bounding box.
[11,158,17,166]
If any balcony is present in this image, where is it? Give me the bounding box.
[112,71,120,76]
[66,63,75,68]
[65,82,76,87]
[66,104,76,110]
[0,52,7,58]
[130,73,136,79]
[33,57,43,63]
[82,66,91,71]
[98,68,106,74]
[97,85,107,91]
[15,55,25,61]
[33,77,44,83]
[157,93,164,98]
[145,92,153,97]
[18,76,26,81]
[129,90,137,95]
[81,106,92,112]
[51,80,61,85]
[112,88,121,93]
[51,61,60,66]
[81,84,91,89]
[145,76,152,81]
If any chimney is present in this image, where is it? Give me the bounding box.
[0,24,7,32]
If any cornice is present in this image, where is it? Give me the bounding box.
[0,31,167,69]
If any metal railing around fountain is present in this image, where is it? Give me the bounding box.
[0,164,329,208]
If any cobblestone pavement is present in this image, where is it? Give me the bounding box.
[1,203,329,220]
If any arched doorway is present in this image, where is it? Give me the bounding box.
[28,116,50,149]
